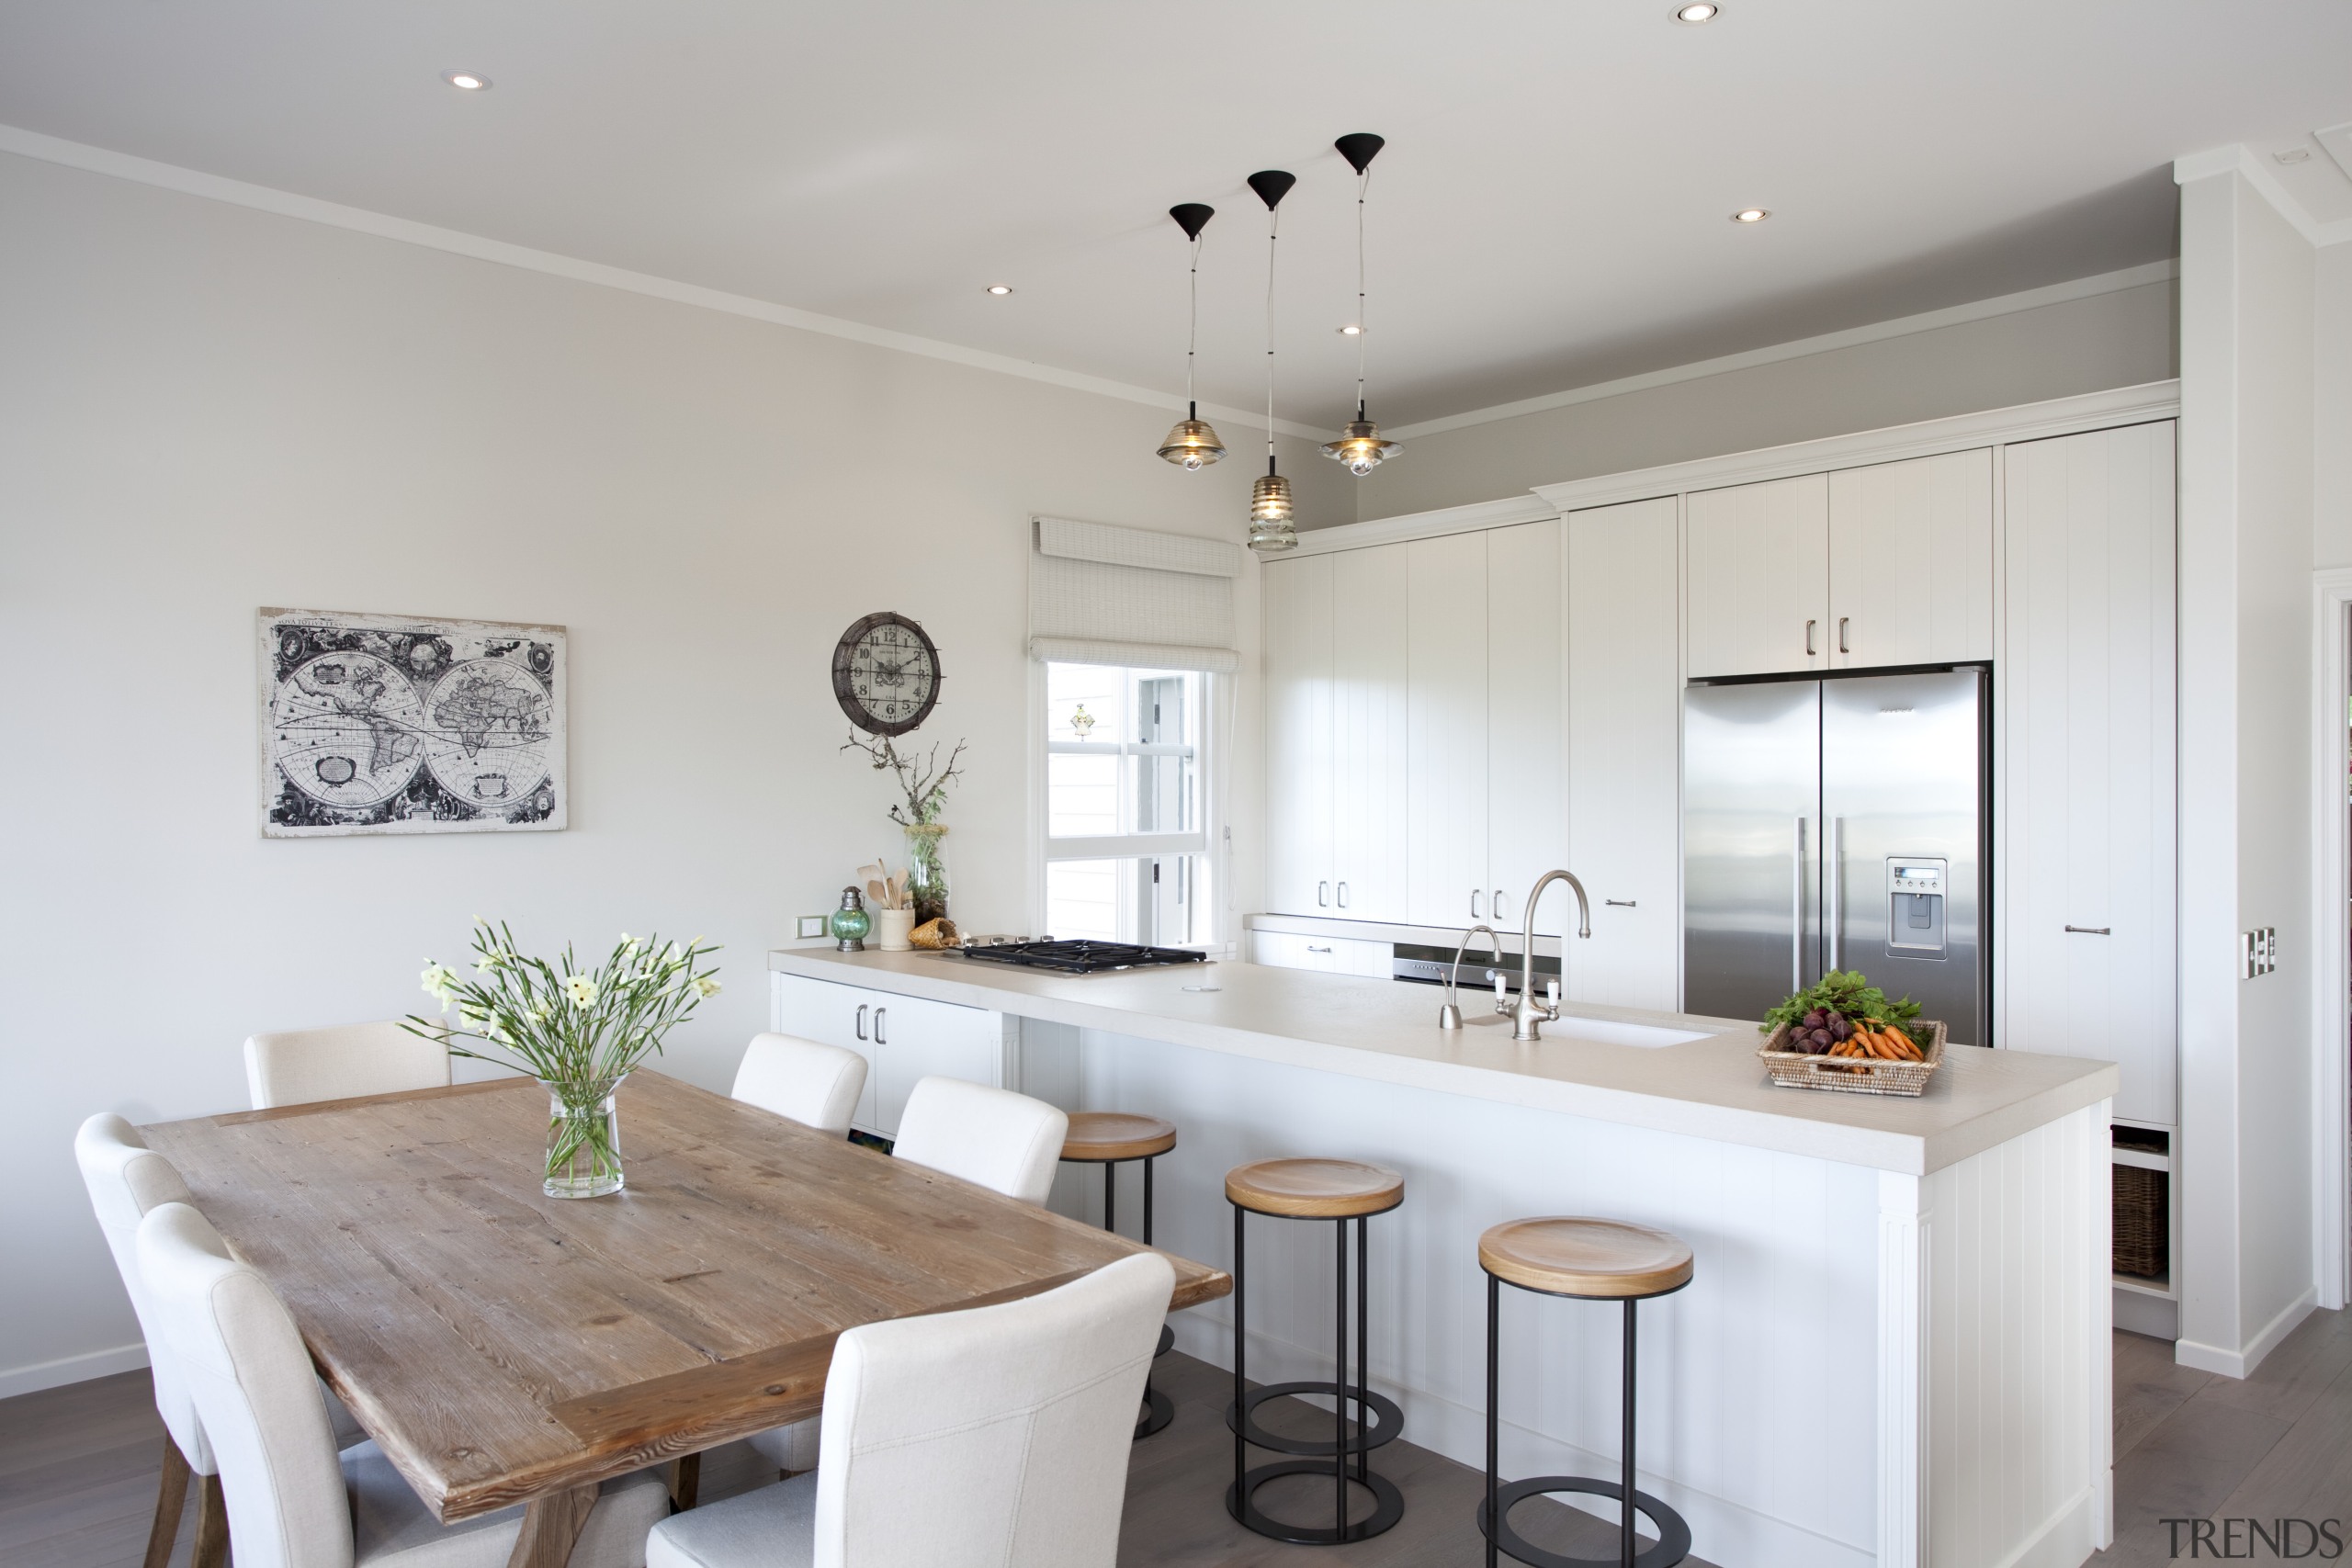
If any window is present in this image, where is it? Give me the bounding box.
[1043,661,1210,944]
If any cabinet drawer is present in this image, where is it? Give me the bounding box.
[1250,931,1393,978]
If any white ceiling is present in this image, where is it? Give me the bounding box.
[4,1,2349,430]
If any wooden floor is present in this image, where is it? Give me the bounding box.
[6,1313,2345,1566]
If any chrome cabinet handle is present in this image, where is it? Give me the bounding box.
[2064,925,2111,935]
[1306,944,1332,953]
[1828,817,1845,969]
[1838,616,1850,654]
[1472,890,1483,919]
[1492,888,1505,920]
[1606,898,1637,908]
[1792,816,1806,991]
[874,1007,888,1045]
[855,1003,868,1042]
[1337,881,1350,908]
[1805,619,1817,657]
[1318,881,1330,908]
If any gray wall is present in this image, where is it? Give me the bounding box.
[1343,279,2178,524]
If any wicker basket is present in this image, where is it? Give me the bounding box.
[2113,1163,2168,1279]
[1757,1020,1948,1097]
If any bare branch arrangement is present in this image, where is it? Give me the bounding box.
[840,732,968,827]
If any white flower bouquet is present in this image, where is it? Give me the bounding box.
[405,920,720,1197]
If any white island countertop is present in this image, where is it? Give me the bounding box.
[767,948,2119,1175]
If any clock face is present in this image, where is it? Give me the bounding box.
[832,613,941,736]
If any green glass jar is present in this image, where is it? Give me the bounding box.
[830,886,873,952]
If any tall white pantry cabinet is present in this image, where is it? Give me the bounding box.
[1260,401,2179,1134]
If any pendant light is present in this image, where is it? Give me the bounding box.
[1246,169,1299,556]
[1323,133,1402,477]
[1155,203,1227,469]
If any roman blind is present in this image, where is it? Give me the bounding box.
[1027,515,1243,673]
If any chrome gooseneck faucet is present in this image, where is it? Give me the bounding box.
[1511,870,1592,1041]
[1437,923,1506,1030]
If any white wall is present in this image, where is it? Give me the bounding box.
[1345,278,2177,523]
[2316,243,2352,570]
[2174,162,2320,1376]
[0,150,1335,1391]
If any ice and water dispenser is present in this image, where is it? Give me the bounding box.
[1884,858,1949,958]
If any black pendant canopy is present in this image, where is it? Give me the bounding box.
[1334,132,1385,174]
[1169,202,1214,241]
[1247,169,1296,210]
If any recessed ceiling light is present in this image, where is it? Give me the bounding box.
[442,71,491,91]
[985,284,1014,296]
[2275,147,2312,164]
[1674,3,1719,21]
[1731,208,1770,223]
[1338,324,1364,336]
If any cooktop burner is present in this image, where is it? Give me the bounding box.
[959,940,1208,975]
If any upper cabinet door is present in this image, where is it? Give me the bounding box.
[1262,554,1335,917]
[1685,475,1829,678]
[1998,422,2177,1125]
[1487,521,1564,933]
[1566,498,1683,1006]
[1826,449,1994,669]
[1406,531,1490,928]
[1332,544,1412,923]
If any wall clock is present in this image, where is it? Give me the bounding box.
[831,612,942,737]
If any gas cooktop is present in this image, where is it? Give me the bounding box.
[958,940,1207,976]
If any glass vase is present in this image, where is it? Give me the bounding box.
[541,1077,626,1199]
[905,822,950,926]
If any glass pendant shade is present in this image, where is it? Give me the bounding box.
[1248,472,1297,555]
[1322,418,1403,477]
[1158,416,1226,469]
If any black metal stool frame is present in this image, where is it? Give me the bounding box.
[1066,1147,1176,1439]
[1481,1270,1694,1568]
[1227,1196,1407,1545]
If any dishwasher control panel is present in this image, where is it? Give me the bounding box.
[1885,857,1949,957]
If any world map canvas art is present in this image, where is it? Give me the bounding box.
[258,608,568,837]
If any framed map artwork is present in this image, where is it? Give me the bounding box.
[258,608,567,837]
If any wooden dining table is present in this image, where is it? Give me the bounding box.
[142,1070,1230,1568]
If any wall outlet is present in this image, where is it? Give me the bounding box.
[797,915,830,940]
[2240,927,2278,978]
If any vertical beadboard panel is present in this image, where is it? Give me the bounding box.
[1487,520,1565,933]
[1685,474,1830,678]
[1877,1171,1928,1568]
[1262,554,1335,916]
[1827,448,1996,668]
[1331,545,1410,922]
[1566,497,1681,1006]
[1922,1104,2107,1568]
[1406,531,1490,926]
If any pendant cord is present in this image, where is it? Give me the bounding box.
[1265,203,1279,474]
[1355,167,1370,422]
[1186,233,1200,418]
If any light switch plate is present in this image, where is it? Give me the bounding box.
[2241,927,2278,978]
[797,915,829,940]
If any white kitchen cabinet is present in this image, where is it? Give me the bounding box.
[1408,531,1491,927]
[1828,448,1995,668]
[1998,421,2176,1124]
[1487,521,1566,932]
[1566,497,1683,1009]
[1685,474,1830,679]
[1263,554,1335,916]
[1250,930,1394,977]
[770,972,1012,1138]
[1333,545,1412,921]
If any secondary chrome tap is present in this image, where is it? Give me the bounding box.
[1437,923,1506,1030]
[1511,870,1592,1041]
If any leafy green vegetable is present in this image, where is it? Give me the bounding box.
[1761,970,1923,1034]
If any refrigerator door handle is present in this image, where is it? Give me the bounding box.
[1828,817,1845,970]
[1792,815,1806,993]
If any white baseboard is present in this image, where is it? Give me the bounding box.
[1997,1484,2102,1568]
[2176,1287,2318,1379]
[1170,1315,1872,1568]
[0,1341,149,1401]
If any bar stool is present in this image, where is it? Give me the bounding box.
[1226,1156,1407,1545]
[1477,1217,1695,1568]
[1059,1111,1179,1438]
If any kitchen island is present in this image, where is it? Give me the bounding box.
[769,947,2119,1568]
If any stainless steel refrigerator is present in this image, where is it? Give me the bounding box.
[1682,668,1989,1043]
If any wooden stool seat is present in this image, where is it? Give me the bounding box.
[1061,1111,1177,1162]
[1478,1216,1694,1299]
[1225,1157,1404,1219]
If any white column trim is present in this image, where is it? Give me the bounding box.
[2311,570,2352,1311]
[1876,1170,1928,1568]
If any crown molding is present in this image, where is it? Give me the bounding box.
[2174,142,2352,249]
[1287,492,1559,556]
[0,122,1333,442]
[1383,259,2180,443]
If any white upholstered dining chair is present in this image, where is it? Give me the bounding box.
[75,1113,226,1568]
[729,1033,868,1135]
[649,1250,1175,1568]
[243,1020,450,1110]
[136,1201,670,1568]
[890,1076,1068,1206]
